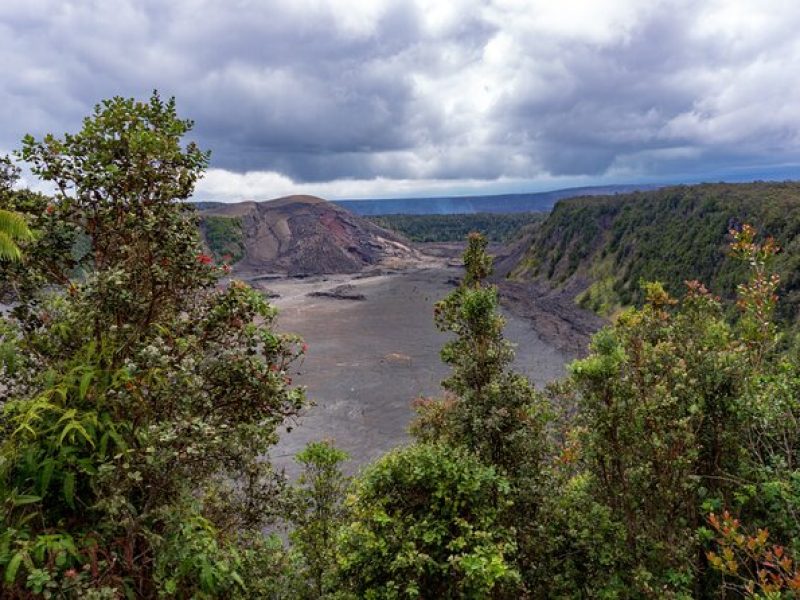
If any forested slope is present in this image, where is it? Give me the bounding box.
[512,182,800,319]
[367,212,545,243]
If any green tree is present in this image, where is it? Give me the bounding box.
[416,232,549,476]
[0,93,305,597]
[512,181,800,325]
[337,443,519,599]
[565,281,744,595]
[289,441,350,599]
[367,212,544,243]
[701,228,800,597]
[413,232,550,592]
[543,227,787,597]
[18,93,211,340]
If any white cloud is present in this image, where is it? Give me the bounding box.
[1,0,800,199]
[195,167,603,200]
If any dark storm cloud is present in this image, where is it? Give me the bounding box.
[1,0,799,196]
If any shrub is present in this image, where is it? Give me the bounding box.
[337,443,519,599]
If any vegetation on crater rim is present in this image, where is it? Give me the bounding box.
[367,212,545,243]
[513,182,800,323]
[201,215,246,264]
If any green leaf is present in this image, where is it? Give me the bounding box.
[79,370,94,400]
[200,563,214,591]
[0,232,21,261]
[106,428,126,451]
[99,431,109,458]
[0,209,33,263]
[59,420,94,448]
[11,494,42,507]
[39,460,55,496]
[63,472,76,509]
[230,571,245,589]
[4,552,23,584]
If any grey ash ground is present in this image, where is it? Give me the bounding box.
[212,195,602,474]
[264,262,576,475]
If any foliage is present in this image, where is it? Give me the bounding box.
[536,225,790,597]
[730,224,782,364]
[707,511,800,598]
[368,212,544,243]
[417,233,549,474]
[201,215,245,264]
[8,90,800,600]
[0,92,305,597]
[532,466,630,598]
[0,209,33,263]
[337,443,519,599]
[0,156,34,262]
[563,280,748,595]
[413,233,551,594]
[514,182,800,322]
[289,441,350,599]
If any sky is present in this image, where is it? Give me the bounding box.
[1,0,800,201]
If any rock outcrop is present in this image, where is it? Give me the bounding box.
[200,195,418,275]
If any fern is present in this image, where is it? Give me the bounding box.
[0,209,33,262]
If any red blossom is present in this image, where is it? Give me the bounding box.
[196,253,213,265]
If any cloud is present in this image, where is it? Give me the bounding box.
[1,0,799,199]
[194,167,601,201]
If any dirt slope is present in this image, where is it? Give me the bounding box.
[200,195,418,275]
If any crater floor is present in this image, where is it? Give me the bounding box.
[265,265,570,475]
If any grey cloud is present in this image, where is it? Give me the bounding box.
[1,0,799,187]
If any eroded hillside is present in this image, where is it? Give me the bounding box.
[509,181,800,321]
[199,195,419,275]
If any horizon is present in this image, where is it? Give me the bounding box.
[195,176,800,205]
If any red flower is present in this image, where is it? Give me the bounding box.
[45,204,55,214]
[64,568,78,579]
[301,343,308,353]
[196,253,213,265]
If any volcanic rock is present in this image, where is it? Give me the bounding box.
[307,284,366,301]
[200,195,418,275]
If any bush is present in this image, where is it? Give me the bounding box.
[0,93,306,597]
[337,443,519,599]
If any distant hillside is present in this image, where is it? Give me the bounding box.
[199,195,417,275]
[367,212,546,243]
[509,181,800,322]
[333,184,663,215]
